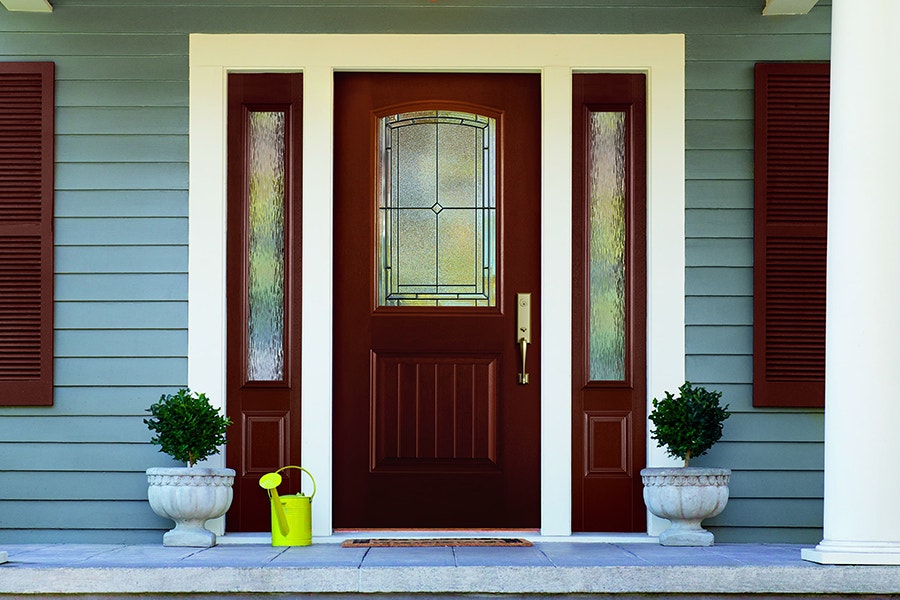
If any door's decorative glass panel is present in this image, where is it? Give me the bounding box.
[379,110,496,307]
[247,111,286,381]
[589,111,627,381]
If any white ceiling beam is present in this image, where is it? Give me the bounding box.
[1,0,52,12]
[763,0,819,16]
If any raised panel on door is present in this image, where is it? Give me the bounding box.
[333,73,541,528]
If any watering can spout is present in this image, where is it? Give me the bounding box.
[259,472,289,536]
[258,466,316,546]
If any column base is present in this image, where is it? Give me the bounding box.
[802,540,900,565]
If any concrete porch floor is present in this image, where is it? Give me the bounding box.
[1,535,898,596]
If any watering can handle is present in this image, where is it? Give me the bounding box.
[275,466,316,500]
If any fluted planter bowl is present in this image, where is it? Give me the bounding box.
[146,467,235,547]
[640,467,730,546]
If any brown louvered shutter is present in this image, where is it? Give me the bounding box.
[0,62,54,406]
[753,62,829,408]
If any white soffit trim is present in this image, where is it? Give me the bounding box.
[1,0,52,12]
[763,0,819,15]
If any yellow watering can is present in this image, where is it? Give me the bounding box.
[258,466,316,546]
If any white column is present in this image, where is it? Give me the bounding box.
[802,0,900,566]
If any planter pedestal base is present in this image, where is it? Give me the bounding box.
[659,525,715,547]
[162,523,218,548]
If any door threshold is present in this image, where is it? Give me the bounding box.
[219,531,657,545]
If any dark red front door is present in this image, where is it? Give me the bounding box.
[333,73,542,528]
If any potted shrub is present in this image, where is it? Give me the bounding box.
[144,388,235,547]
[640,381,731,546]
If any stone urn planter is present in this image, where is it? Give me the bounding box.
[147,467,235,547]
[641,466,730,546]
[144,389,233,547]
[645,382,731,546]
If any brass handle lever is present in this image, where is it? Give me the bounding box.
[517,293,531,385]
[518,336,529,385]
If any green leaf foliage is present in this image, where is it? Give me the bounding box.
[648,381,730,467]
[144,388,232,467]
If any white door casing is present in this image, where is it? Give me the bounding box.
[188,34,685,536]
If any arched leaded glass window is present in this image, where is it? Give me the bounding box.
[378,110,497,307]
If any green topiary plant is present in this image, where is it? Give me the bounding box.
[648,381,730,467]
[144,388,231,467]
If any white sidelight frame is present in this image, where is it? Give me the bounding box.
[189,34,685,537]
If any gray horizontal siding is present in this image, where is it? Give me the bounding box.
[0,416,153,443]
[56,274,187,301]
[56,246,187,273]
[56,302,186,329]
[682,0,829,544]
[2,1,191,545]
[1,471,150,500]
[0,0,831,543]
[56,330,186,357]
[56,218,187,245]
[57,136,187,162]
[706,498,824,528]
[707,527,822,544]
[0,501,171,529]
[57,108,187,135]
[56,163,188,189]
[0,443,179,471]
[0,529,166,544]
[1,387,177,416]
[55,358,187,386]
[686,180,754,209]
[56,191,188,218]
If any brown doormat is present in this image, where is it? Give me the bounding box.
[342,537,533,548]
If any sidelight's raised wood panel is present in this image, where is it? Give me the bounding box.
[372,354,498,470]
[243,412,289,473]
[585,412,630,475]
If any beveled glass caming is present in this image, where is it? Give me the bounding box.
[378,110,497,307]
[247,111,286,381]
[589,111,627,381]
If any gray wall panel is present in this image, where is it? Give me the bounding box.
[55,301,187,329]
[56,218,187,245]
[57,136,187,162]
[56,246,187,274]
[56,329,187,357]
[56,191,188,217]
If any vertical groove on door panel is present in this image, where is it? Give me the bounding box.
[372,353,499,471]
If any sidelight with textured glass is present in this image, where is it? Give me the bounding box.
[588,111,627,381]
[378,110,496,307]
[247,111,286,381]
